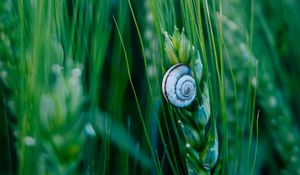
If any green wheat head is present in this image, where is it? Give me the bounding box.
[163,28,218,175]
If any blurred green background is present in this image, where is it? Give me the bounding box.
[0,0,300,174]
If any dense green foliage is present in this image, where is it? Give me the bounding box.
[0,0,299,174]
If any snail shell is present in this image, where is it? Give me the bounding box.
[162,64,196,108]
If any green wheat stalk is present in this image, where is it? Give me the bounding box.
[222,0,300,174]
[163,29,219,175]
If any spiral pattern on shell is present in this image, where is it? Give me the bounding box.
[162,64,196,108]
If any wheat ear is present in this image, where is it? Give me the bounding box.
[163,28,219,174]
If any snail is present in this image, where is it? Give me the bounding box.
[162,64,196,108]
